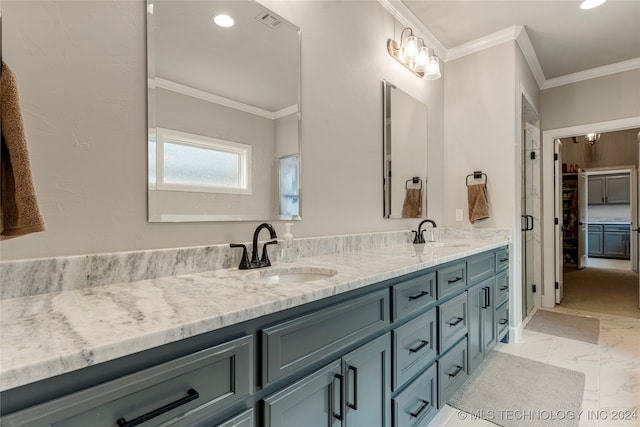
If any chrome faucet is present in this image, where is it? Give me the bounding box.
[413,219,437,244]
[230,223,279,270]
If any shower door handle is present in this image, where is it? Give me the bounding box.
[521,215,533,231]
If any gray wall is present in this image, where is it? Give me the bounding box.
[1,0,444,260]
[540,69,640,131]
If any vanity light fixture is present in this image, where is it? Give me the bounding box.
[387,27,441,79]
[586,132,601,145]
[213,14,235,28]
[580,0,607,9]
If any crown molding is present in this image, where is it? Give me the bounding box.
[274,104,299,119]
[150,77,279,120]
[377,0,447,59]
[446,26,520,62]
[515,26,546,89]
[542,57,640,90]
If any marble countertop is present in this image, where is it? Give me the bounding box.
[0,235,509,392]
[588,218,631,225]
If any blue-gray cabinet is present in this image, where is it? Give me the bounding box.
[588,174,630,205]
[588,224,604,257]
[263,333,391,427]
[589,224,630,259]
[1,246,510,427]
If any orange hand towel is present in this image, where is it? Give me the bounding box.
[1,61,46,239]
[402,188,422,218]
[467,183,489,223]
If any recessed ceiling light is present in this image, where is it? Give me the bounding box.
[580,0,607,10]
[213,14,234,28]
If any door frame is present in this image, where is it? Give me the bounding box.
[542,116,640,308]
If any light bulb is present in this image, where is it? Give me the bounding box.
[426,56,441,80]
[213,14,234,28]
[415,46,429,72]
[404,36,418,62]
[580,0,607,9]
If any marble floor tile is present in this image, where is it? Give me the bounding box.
[431,306,640,427]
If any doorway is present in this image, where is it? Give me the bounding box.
[552,127,640,318]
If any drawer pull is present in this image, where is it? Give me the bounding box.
[347,366,358,410]
[330,374,344,421]
[499,258,508,262]
[409,399,430,418]
[499,319,508,325]
[448,317,464,327]
[447,276,463,285]
[448,365,464,378]
[408,290,430,301]
[116,388,199,427]
[409,340,429,354]
[500,286,508,291]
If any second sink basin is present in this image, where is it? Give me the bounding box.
[244,266,338,285]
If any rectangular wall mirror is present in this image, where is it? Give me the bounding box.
[147,0,301,222]
[382,81,428,218]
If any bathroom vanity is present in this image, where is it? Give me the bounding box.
[0,234,509,427]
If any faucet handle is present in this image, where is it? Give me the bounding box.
[230,243,252,270]
[412,230,425,244]
[260,240,279,267]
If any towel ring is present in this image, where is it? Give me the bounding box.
[406,177,423,190]
[466,171,487,187]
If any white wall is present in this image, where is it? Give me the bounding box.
[443,42,517,228]
[1,0,444,261]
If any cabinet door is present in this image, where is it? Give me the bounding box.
[605,175,630,204]
[588,176,605,205]
[263,360,342,427]
[466,284,483,375]
[587,231,603,256]
[342,333,391,427]
[603,232,627,258]
[481,282,497,352]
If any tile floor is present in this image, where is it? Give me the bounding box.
[432,306,640,427]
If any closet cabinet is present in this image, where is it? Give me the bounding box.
[588,174,630,205]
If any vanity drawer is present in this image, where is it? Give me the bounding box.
[467,252,495,286]
[392,364,437,427]
[392,271,436,321]
[261,289,389,386]
[437,262,467,299]
[495,269,509,308]
[2,336,253,427]
[496,247,509,271]
[392,307,437,390]
[496,301,509,342]
[437,338,468,409]
[215,409,254,427]
[438,292,468,354]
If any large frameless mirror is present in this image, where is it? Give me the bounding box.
[382,81,428,219]
[147,0,301,222]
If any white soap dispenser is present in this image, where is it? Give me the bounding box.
[281,223,298,263]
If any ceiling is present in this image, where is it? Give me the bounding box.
[402,0,640,80]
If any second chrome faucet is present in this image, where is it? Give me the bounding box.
[230,223,279,270]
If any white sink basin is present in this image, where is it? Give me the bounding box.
[243,267,338,285]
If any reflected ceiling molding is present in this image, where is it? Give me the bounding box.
[149,77,278,120]
[542,57,640,90]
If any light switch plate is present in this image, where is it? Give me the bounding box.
[455,209,463,222]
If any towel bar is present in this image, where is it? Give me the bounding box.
[406,177,423,190]
[465,171,487,187]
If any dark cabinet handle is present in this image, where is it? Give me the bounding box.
[409,340,429,354]
[409,399,430,418]
[116,388,199,427]
[347,366,358,410]
[484,286,491,308]
[331,374,343,421]
[447,276,463,284]
[500,286,508,291]
[408,290,429,301]
[448,317,463,327]
[448,365,464,378]
[499,258,509,263]
[499,319,508,325]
